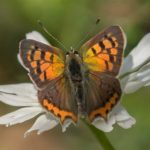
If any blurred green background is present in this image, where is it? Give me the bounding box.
[0,0,150,150]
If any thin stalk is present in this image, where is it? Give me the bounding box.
[86,122,115,150]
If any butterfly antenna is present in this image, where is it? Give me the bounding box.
[38,20,68,51]
[74,18,100,49]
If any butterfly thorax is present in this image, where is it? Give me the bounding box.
[65,50,87,117]
[67,57,82,81]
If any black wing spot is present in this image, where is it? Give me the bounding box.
[36,67,42,74]
[50,54,54,63]
[110,55,114,62]
[35,46,38,49]
[44,71,47,80]
[41,51,45,59]
[99,41,105,49]
[30,50,35,60]
[91,47,97,55]
[104,34,116,48]
[37,61,40,66]
[104,60,109,70]
[107,37,115,48]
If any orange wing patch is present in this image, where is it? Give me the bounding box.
[89,93,119,121]
[33,50,41,60]
[43,99,77,123]
[103,39,112,48]
[44,52,51,61]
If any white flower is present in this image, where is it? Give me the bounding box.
[119,33,150,93]
[0,31,150,136]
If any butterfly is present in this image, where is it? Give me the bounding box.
[19,26,126,125]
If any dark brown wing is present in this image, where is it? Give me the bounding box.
[80,26,126,76]
[38,76,78,124]
[19,39,65,89]
[84,72,121,122]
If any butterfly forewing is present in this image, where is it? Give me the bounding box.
[19,39,65,89]
[80,26,126,76]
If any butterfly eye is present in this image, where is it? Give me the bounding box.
[74,51,78,55]
[34,46,39,49]
[66,52,69,56]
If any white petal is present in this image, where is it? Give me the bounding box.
[62,119,74,132]
[92,104,136,132]
[122,80,150,94]
[111,104,136,128]
[127,61,150,81]
[0,83,39,106]
[0,107,43,126]
[92,118,114,132]
[24,114,59,137]
[120,33,150,76]
[26,31,50,45]
[145,82,150,86]
[117,118,136,129]
[121,62,150,94]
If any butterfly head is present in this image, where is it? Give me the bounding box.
[66,47,79,55]
[65,48,81,61]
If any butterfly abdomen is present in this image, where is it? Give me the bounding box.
[67,56,87,117]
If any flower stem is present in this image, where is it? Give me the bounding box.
[86,123,115,150]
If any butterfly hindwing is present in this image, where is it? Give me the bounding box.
[38,76,78,123]
[80,26,126,76]
[84,72,121,121]
[19,39,65,89]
